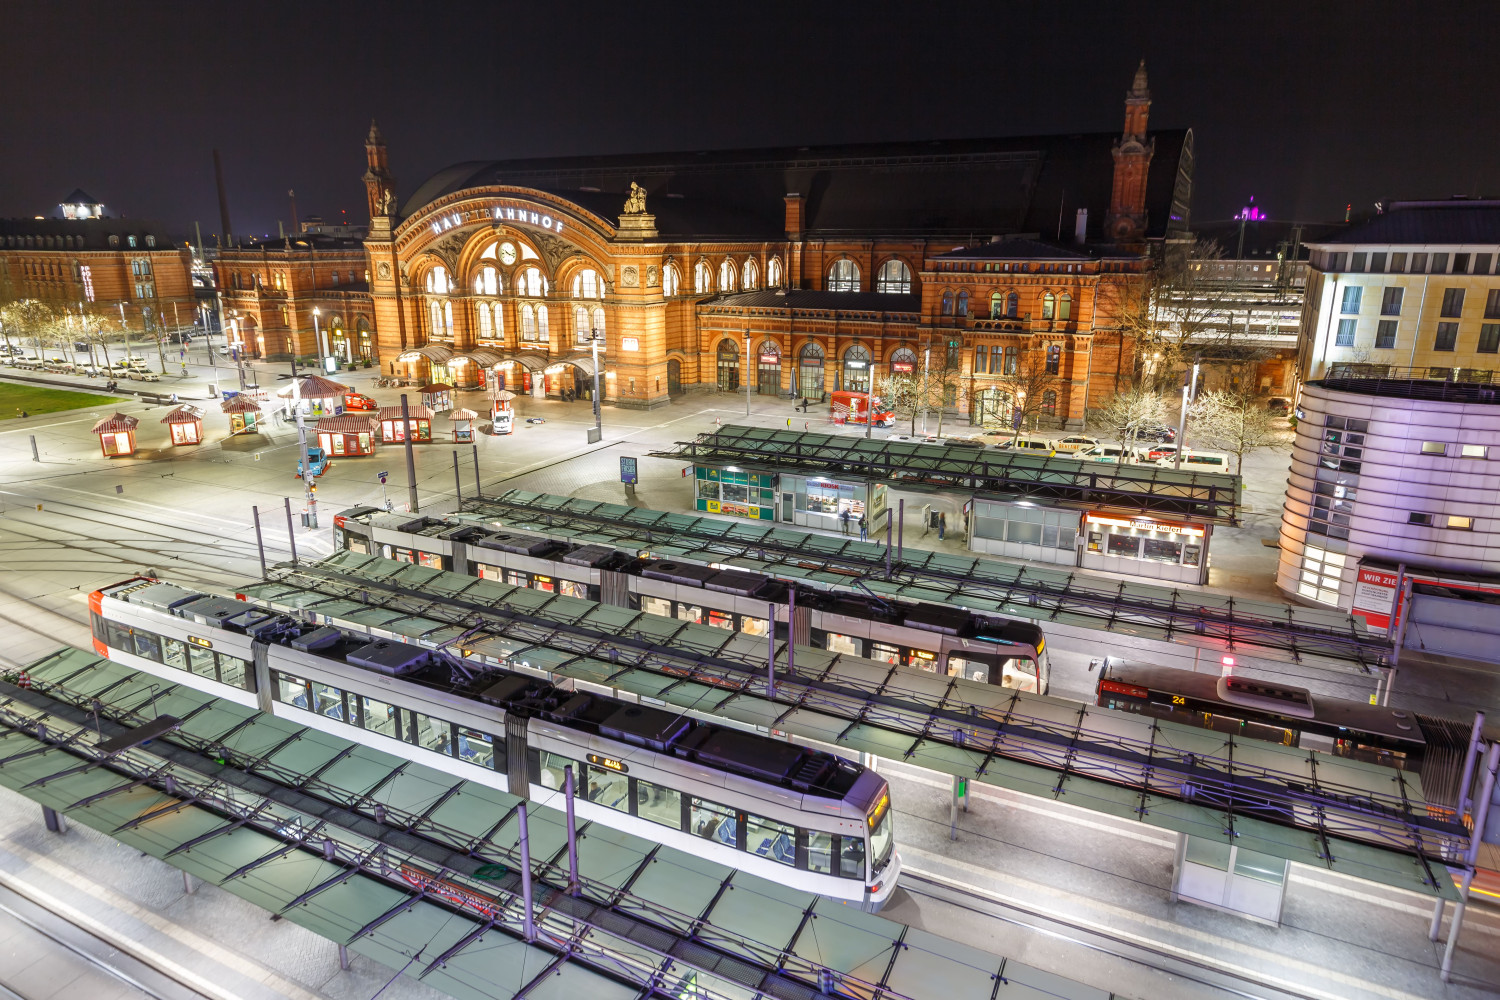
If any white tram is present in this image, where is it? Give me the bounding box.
[334,508,1051,693]
[89,578,900,909]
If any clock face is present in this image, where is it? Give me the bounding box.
[498,242,517,265]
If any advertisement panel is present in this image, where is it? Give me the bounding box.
[1351,565,1400,630]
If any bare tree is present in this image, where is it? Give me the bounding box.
[875,370,924,434]
[1089,384,1168,460]
[1186,388,1285,474]
[0,299,61,359]
[994,352,1063,441]
[924,346,967,438]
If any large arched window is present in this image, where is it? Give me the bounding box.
[842,344,872,392]
[941,291,954,315]
[1058,293,1072,321]
[719,259,736,292]
[956,291,969,317]
[537,305,549,339]
[443,301,453,337]
[478,303,494,339]
[521,304,538,342]
[798,342,825,400]
[489,303,504,340]
[425,266,451,294]
[1041,292,1056,320]
[889,347,918,376]
[517,266,547,297]
[827,258,860,292]
[1006,291,1019,318]
[663,264,680,296]
[591,307,605,338]
[695,260,712,293]
[876,259,911,294]
[572,269,603,299]
[474,266,500,296]
[573,305,590,345]
[742,258,759,291]
[767,257,783,289]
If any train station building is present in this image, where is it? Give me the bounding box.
[351,63,1192,427]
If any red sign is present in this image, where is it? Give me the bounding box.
[891,362,914,373]
[1099,679,1149,699]
[1351,566,1399,630]
[760,353,780,364]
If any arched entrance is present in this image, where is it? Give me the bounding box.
[757,342,781,396]
[798,343,825,401]
[328,316,348,363]
[841,344,872,392]
[974,387,1011,427]
[355,319,374,360]
[716,340,740,392]
[666,358,683,396]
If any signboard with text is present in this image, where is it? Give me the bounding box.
[1351,565,1400,630]
[620,456,638,485]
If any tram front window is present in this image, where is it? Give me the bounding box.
[868,792,894,875]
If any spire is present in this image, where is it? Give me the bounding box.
[366,119,384,146]
[1130,60,1149,100]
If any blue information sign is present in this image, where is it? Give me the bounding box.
[620,456,638,485]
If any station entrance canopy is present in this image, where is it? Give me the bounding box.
[461,490,1391,669]
[0,647,1102,1000]
[649,425,1242,525]
[242,553,1463,899]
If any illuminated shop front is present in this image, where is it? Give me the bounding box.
[694,466,775,520]
[1081,512,1211,584]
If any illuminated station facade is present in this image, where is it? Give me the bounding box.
[348,66,1192,425]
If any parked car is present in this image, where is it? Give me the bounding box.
[1070,444,1145,464]
[129,370,161,382]
[994,435,1056,455]
[1145,442,1178,462]
[1052,435,1100,454]
[344,392,378,411]
[297,446,331,477]
[1156,448,1231,471]
[1132,423,1177,443]
[1266,397,1291,415]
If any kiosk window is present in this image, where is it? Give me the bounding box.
[1142,537,1184,563]
[1106,534,1140,557]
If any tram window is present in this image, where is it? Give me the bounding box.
[806,831,834,874]
[187,643,216,679]
[360,695,399,738]
[739,616,769,637]
[132,631,162,662]
[347,537,370,555]
[380,544,393,560]
[640,596,671,617]
[707,609,734,631]
[908,649,937,673]
[870,642,902,665]
[275,672,310,709]
[105,620,131,651]
[677,604,703,625]
[217,656,250,690]
[161,638,187,670]
[587,764,631,812]
[690,798,738,847]
[537,750,574,790]
[391,547,415,565]
[825,633,860,656]
[457,730,495,768]
[506,570,528,587]
[312,682,345,721]
[559,580,587,599]
[1002,661,1039,693]
[532,574,555,593]
[476,563,503,581]
[90,613,107,643]
[636,780,682,830]
[417,551,443,569]
[409,712,453,755]
[947,655,985,682]
[837,835,866,879]
[746,814,796,867]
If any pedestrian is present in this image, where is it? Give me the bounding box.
[938,511,947,540]
[170,392,179,404]
[858,514,868,541]
[920,503,932,537]
[839,509,850,535]
[20,410,27,419]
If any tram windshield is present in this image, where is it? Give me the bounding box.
[867,791,894,874]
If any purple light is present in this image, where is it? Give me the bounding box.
[1237,196,1266,221]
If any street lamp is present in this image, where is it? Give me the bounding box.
[313,306,331,373]
[118,302,133,363]
[588,332,604,444]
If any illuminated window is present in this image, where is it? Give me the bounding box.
[1041,292,1055,320]
[475,266,499,295]
[1459,444,1487,459]
[742,258,758,291]
[591,306,605,338]
[478,303,494,338]
[663,264,680,296]
[1445,515,1475,530]
[572,269,603,299]
[767,257,783,288]
[521,304,538,341]
[574,305,590,344]
[517,266,547,297]
[827,258,859,292]
[1297,544,1345,606]
[537,304,549,339]
[1058,293,1072,321]
[1440,287,1465,317]
[719,259,736,292]
[1434,322,1458,351]
[1046,344,1061,374]
[491,303,504,340]
[695,260,712,293]
[876,259,911,294]
[426,266,451,294]
[1340,285,1362,314]
[1335,319,1356,347]
[1006,291,1019,318]
[443,302,453,337]
[941,291,953,315]
[1375,320,1397,349]
[990,292,1003,318]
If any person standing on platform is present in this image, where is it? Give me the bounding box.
[858,514,868,541]
[839,509,851,534]
[938,511,947,540]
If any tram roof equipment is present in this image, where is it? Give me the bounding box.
[239,552,1465,900]
[0,647,1102,1000]
[457,490,1391,669]
[649,425,1242,524]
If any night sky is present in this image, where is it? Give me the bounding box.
[2,2,1493,238]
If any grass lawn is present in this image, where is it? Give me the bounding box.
[0,382,127,419]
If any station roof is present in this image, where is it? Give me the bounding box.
[650,425,1242,524]
[237,553,1463,898]
[1,646,1102,1000]
[1310,200,1500,247]
[460,490,1388,668]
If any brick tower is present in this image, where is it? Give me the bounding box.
[1105,61,1155,246]
[362,121,397,221]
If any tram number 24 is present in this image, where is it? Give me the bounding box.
[1170,695,1187,705]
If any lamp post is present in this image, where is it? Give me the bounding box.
[1173,357,1202,471]
[745,333,752,417]
[313,307,330,373]
[118,302,133,363]
[588,332,603,443]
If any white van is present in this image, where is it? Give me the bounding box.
[1070,444,1145,464]
[1157,449,1230,471]
[997,435,1056,455]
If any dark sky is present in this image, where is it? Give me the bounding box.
[1,2,1493,238]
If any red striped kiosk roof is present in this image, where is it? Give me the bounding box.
[91,412,139,434]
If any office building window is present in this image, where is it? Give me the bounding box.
[1391,252,1408,272]
[1374,321,1397,349]
[1432,253,1450,273]
[1334,319,1356,347]
[1440,288,1465,317]
[1420,441,1447,455]
[1486,289,1500,319]
[1381,287,1403,315]
[1350,252,1367,272]
[1434,322,1458,351]
[1475,253,1493,275]
[973,346,988,374]
[1003,346,1019,375]
[1046,344,1061,374]
[1340,286,1361,314]
[1297,544,1345,606]
[1408,512,1433,526]
[1369,252,1386,273]
[1459,444,1488,459]
[1479,323,1500,354]
[1454,253,1471,274]
[1446,515,1475,530]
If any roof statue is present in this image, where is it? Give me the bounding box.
[623,181,648,215]
[377,187,397,215]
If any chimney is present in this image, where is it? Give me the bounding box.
[784,193,804,240]
[213,149,233,246]
[1074,208,1089,244]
